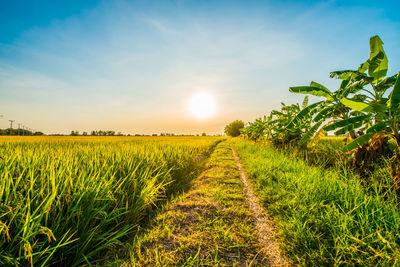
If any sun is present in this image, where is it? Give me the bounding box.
[188,92,216,119]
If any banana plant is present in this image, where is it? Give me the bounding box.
[290,79,359,138]
[316,35,400,185]
[241,116,269,140]
[267,97,322,146]
[325,36,399,152]
[290,36,397,146]
[326,73,400,152]
[241,100,307,144]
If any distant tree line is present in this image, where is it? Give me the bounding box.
[0,129,221,136]
[160,133,175,136]
[0,128,44,136]
[70,130,124,136]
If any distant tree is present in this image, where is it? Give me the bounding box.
[224,120,244,137]
[70,130,79,136]
[33,131,44,136]
[106,131,115,136]
[201,132,207,136]
[152,133,158,136]
[82,131,88,136]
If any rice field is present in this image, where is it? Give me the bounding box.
[0,136,223,266]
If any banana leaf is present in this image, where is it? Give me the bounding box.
[389,73,400,110]
[368,36,388,83]
[310,81,330,92]
[289,86,333,100]
[334,121,363,136]
[342,97,373,112]
[313,106,334,122]
[342,133,375,152]
[302,96,309,109]
[330,70,374,83]
[366,122,389,134]
[324,115,369,131]
[299,121,323,145]
[286,101,323,129]
[375,74,397,94]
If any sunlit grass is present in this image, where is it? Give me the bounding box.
[0,136,223,266]
[127,141,266,266]
[232,138,400,266]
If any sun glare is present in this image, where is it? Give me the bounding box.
[188,92,216,119]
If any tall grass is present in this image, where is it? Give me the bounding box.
[0,137,222,266]
[232,138,400,266]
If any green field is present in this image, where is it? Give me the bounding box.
[2,135,400,266]
[0,136,222,266]
[232,138,400,266]
[2,1,400,266]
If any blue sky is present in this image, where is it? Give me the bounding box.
[0,0,399,134]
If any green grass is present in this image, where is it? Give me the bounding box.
[280,137,398,195]
[0,136,222,266]
[232,138,400,266]
[125,141,267,266]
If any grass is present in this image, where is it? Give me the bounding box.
[124,140,267,266]
[278,136,398,196]
[0,136,223,266]
[4,134,398,265]
[232,138,400,266]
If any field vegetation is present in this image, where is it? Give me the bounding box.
[236,35,400,265]
[232,139,400,265]
[2,35,400,267]
[125,141,268,266]
[241,35,400,186]
[0,136,222,266]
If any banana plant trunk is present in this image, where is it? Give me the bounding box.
[390,154,400,195]
[352,136,391,177]
[390,135,400,195]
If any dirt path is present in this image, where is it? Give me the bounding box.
[125,141,287,266]
[231,145,288,267]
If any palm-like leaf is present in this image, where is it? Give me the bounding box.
[289,86,333,100]
[342,133,374,152]
[342,98,373,112]
[324,115,369,132]
[389,73,400,110]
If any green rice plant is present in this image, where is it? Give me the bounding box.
[0,136,222,266]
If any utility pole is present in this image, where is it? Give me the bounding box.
[8,120,15,135]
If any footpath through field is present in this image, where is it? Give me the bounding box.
[127,140,286,266]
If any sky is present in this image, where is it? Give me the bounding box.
[0,0,400,135]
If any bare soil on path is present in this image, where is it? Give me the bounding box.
[231,145,288,267]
